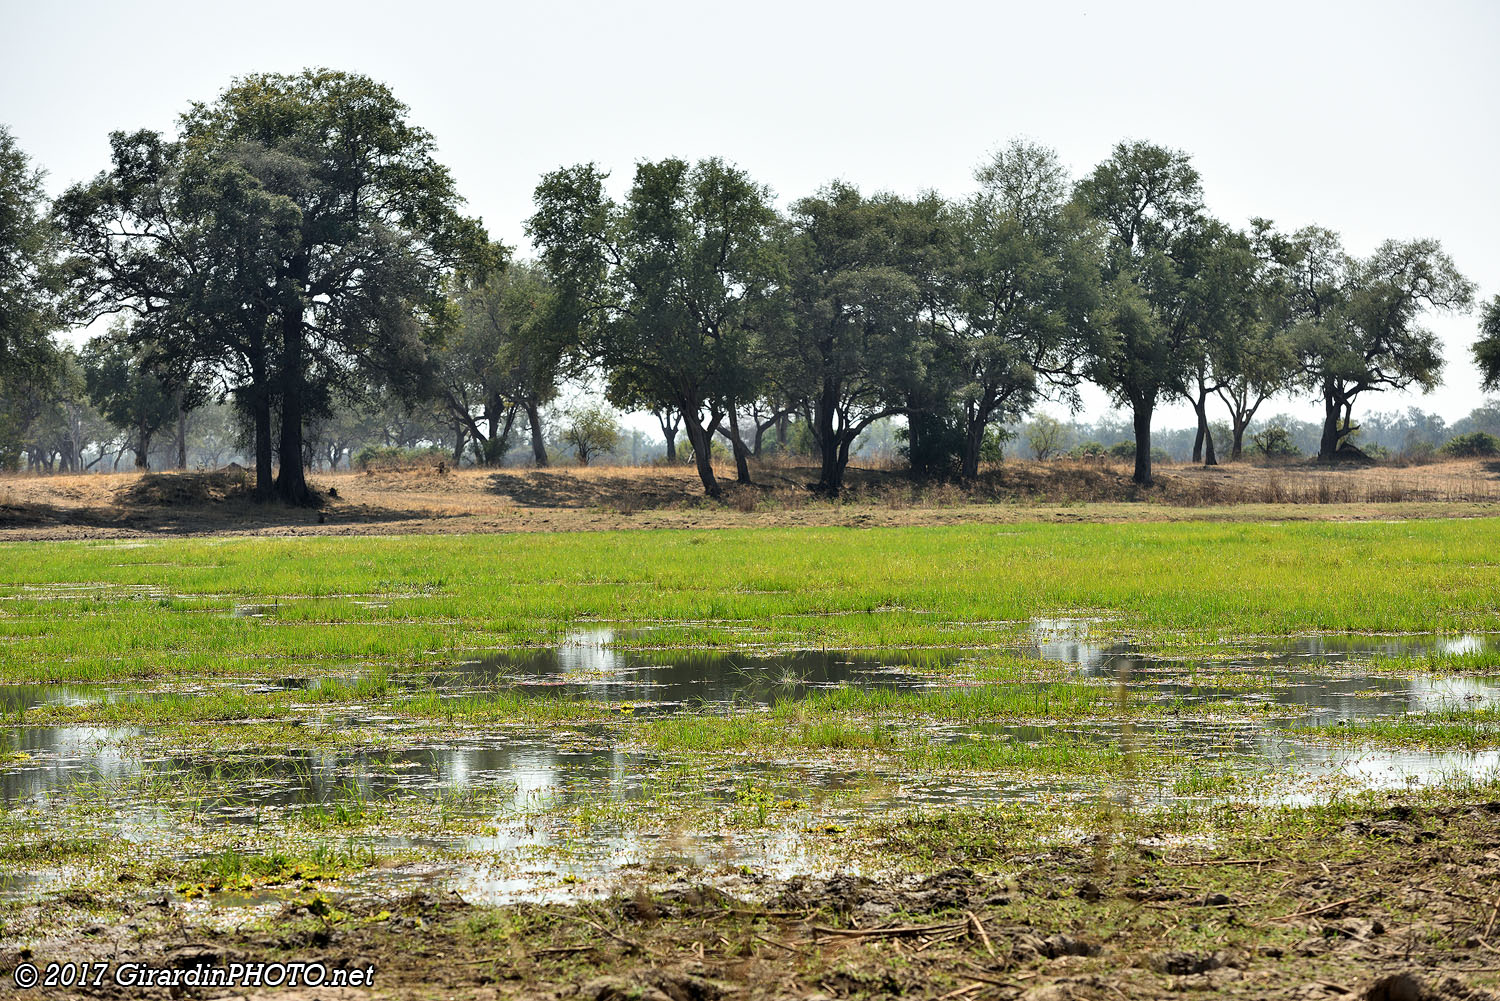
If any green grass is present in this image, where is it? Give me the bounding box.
[1296,707,1500,749]
[636,710,1133,773]
[1,520,1497,682]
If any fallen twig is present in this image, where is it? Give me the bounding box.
[811,921,966,939]
[753,934,807,955]
[579,916,659,956]
[1269,892,1374,923]
[965,911,996,957]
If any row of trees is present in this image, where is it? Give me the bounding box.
[3,70,1499,501]
[528,145,1489,496]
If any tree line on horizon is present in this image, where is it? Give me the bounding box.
[3,69,1499,501]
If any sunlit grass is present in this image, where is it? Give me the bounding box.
[1,520,1498,682]
[1295,707,1500,749]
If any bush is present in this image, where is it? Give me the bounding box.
[561,405,622,466]
[898,411,965,480]
[1441,431,1500,458]
[1024,414,1072,460]
[1107,440,1137,461]
[352,445,447,471]
[1252,426,1300,458]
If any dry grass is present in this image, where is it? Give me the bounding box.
[0,456,1497,540]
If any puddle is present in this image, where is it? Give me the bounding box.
[4,622,1499,903]
[454,629,940,707]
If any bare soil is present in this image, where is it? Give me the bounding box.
[5,802,1500,1000]
[2,458,1499,541]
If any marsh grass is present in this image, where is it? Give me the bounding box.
[3,521,1499,683]
[1296,707,1500,749]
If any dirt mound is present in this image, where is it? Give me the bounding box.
[117,468,254,507]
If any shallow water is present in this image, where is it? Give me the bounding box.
[3,623,1499,902]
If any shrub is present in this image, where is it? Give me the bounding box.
[1252,426,1300,458]
[1441,431,1500,458]
[562,405,622,466]
[1024,414,1072,460]
[898,412,965,480]
[352,445,447,471]
[1107,440,1137,461]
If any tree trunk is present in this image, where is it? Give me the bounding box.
[526,401,549,467]
[1317,390,1342,462]
[1131,397,1155,486]
[134,423,151,471]
[273,315,312,505]
[682,414,721,498]
[726,407,751,484]
[1231,421,1247,461]
[174,393,188,469]
[813,382,842,496]
[960,398,994,482]
[654,408,680,462]
[662,417,677,461]
[1191,400,1206,464]
[1203,423,1217,466]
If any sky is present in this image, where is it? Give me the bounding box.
[2,0,1497,431]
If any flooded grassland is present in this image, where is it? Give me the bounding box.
[2,521,1499,998]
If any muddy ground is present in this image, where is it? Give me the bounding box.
[2,459,1498,540]
[5,802,1500,1000]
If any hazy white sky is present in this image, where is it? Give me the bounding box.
[3,0,1496,429]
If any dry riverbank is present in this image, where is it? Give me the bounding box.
[2,458,1498,541]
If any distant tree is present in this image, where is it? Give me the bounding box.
[1252,424,1300,458]
[1204,220,1300,460]
[944,140,1099,479]
[1476,295,1500,393]
[1180,222,1264,466]
[1076,141,1210,485]
[771,184,927,496]
[81,325,181,470]
[0,125,62,386]
[1441,431,1500,458]
[443,260,570,466]
[1024,413,1071,460]
[561,405,621,465]
[1286,231,1473,461]
[529,158,779,497]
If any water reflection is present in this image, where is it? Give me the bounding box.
[448,629,939,706]
[3,623,1499,902]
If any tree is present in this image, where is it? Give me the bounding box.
[561,404,621,465]
[187,71,491,503]
[81,324,181,469]
[771,184,927,496]
[1288,232,1473,461]
[0,125,61,387]
[945,141,1098,479]
[1206,220,1299,460]
[1181,222,1264,466]
[1476,296,1500,393]
[443,260,569,466]
[1076,142,1209,485]
[529,158,779,497]
[58,72,492,504]
[1025,413,1071,460]
[57,128,280,493]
